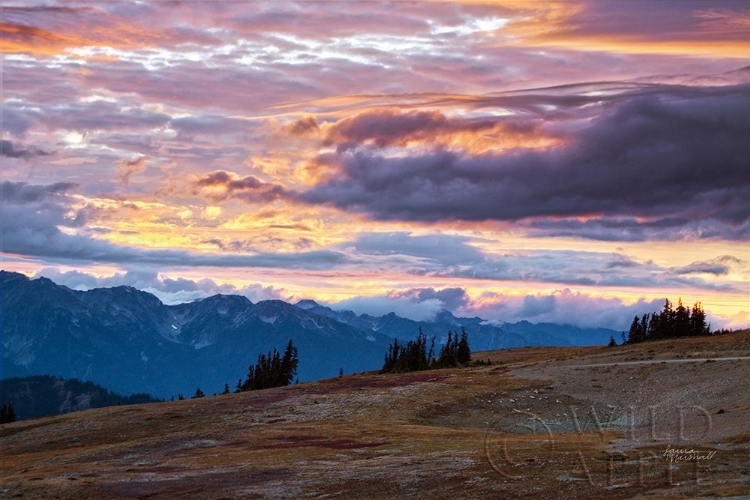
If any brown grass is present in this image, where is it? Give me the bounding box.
[1,330,748,499]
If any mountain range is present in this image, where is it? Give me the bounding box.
[0,271,617,398]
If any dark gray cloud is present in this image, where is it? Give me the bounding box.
[605,253,642,269]
[1,180,78,204]
[300,85,750,239]
[414,287,469,310]
[673,255,744,276]
[518,294,556,318]
[525,217,750,242]
[0,140,53,160]
[394,287,470,311]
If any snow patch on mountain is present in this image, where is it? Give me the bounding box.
[260,315,278,324]
[193,339,213,350]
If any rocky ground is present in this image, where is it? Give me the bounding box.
[1,330,748,499]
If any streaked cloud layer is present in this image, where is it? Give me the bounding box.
[2,1,748,330]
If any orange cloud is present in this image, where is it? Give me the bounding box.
[1,8,168,57]
[492,1,750,59]
[318,108,560,154]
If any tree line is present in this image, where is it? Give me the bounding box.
[626,298,710,344]
[381,328,471,373]
[237,339,299,392]
[182,339,300,400]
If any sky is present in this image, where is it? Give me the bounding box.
[2,0,749,331]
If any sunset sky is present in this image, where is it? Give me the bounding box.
[2,0,749,330]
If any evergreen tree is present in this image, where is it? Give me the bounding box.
[381,330,433,373]
[240,340,299,391]
[648,313,660,340]
[281,339,299,386]
[627,316,644,344]
[689,302,708,336]
[192,388,205,399]
[674,299,690,338]
[0,402,16,423]
[640,313,651,341]
[657,298,674,339]
[438,330,458,367]
[457,329,471,365]
[607,335,617,347]
[222,383,230,395]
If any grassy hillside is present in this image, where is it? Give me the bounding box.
[1,331,748,499]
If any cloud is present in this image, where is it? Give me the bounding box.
[321,108,526,151]
[329,295,445,322]
[286,116,320,135]
[116,156,148,185]
[340,287,472,320]
[326,287,741,332]
[1,5,173,56]
[673,255,744,276]
[605,253,642,269]
[525,216,750,242]
[3,184,734,295]
[469,289,666,330]
[335,232,738,292]
[32,267,286,305]
[0,140,52,159]
[0,181,348,271]
[518,294,557,318]
[1,180,78,203]
[344,232,486,267]
[405,287,470,311]
[300,84,750,239]
[192,170,289,203]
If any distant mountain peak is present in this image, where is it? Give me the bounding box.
[296,299,321,310]
[195,294,253,306]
